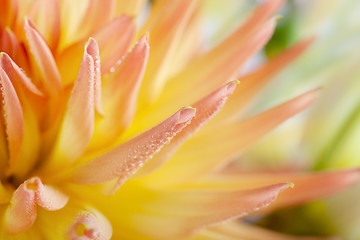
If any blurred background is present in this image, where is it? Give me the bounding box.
[198,0,360,239]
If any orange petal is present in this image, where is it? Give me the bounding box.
[131,183,291,239]
[160,0,282,107]
[78,0,116,40]
[58,0,115,50]
[136,81,238,177]
[58,16,135,86]
[132,17,276,140]
[146,89,319,185]
[91,34,149,148]
[193,168,360,212]
[0,68,23,174]
[0,28,31,74]
[139,0,197,103]
[218,38,315,121]
[4,180,36,234]
[4,177,68,234]
[27,0,60,49]
[68,211,112,240]
[0,52,43,97]
[47,39,100,170]
[69,107,196,189]
[0,0,18,27]
[96,16,135,74]
[30,177,69,211]
[24,19,61,96]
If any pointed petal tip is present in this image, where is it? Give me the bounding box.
[85,38,100,56]
[177,106,196,124]
[226,81,240,95]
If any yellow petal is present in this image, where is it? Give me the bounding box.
[128,183,291,239]
[58,16,135,86]
[45,39,100,171]
[139,0,197,103]
[114,0,146,16]
[27,0,60,49]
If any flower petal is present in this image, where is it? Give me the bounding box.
[190,168,360,212]
[0,68,23,175]
[46,39,100,170]
[68,210,112,240]
[27,0,60,49]
[145,89,319,185]
[58,0,115,50]
[58,16,135,86]
[24,18,61,96]
[136,81,239,177]
[0,28,30,72]
[129,183,291,239]
[4,177,68,234]
[4,180,37,234]
[139,0,197,103]
[0,52,43,97]
[69,107,196,189]
[29,177,69,211]
[90,34,149,149]
[0,0,18,27]
[217,38,315,121]
[159,0,284,108]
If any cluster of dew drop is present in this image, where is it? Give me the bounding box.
[120,117,193,181]
[109,38,150,73]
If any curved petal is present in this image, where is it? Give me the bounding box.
[27,0,60,49]
[136,81,239,177]
[4,177,68,234]
[69,106,196,190]
[24,19,61,96]
[0,68,23,175]
[0,52,43,97]
[159,0,283,109]
[139,0,197,103]
[217,37,315,121]
[46,39,100,170]
[0,0,18,27]
[90,34,149,149]
[58,16,135,86]
[68,210,112,240]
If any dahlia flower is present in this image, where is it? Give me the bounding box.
[0,0,358,239]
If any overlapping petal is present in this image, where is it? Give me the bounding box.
[4,177,68,233]
[69,107,196,192]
